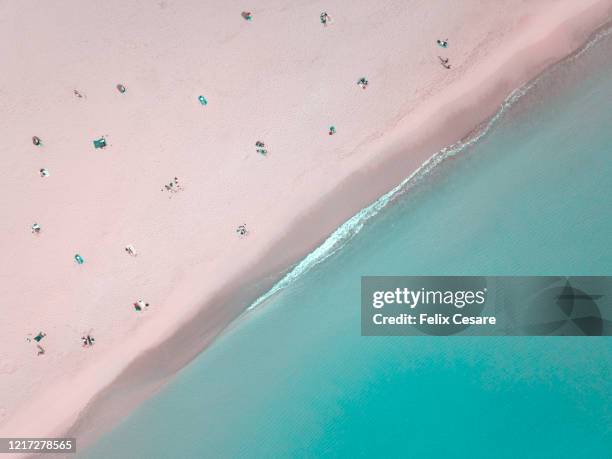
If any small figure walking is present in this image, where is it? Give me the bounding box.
[437,39,449,48]
[74,254,84,265]
[74,89,85,98]
[32,136,42,146]
[357,77,369,89]
[328,126,336,136]
[241,11,253,21]
[125,244,137,256]
[117,84,127,94]
[236,224,248,236]
[40,168,50,178]
[31,223,41,234]
[198,95,208,106]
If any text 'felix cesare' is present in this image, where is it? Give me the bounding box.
[371,288,496,326]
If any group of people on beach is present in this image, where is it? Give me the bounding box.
[26,332,46,356]
[25,244,150,356]
[27,330,97,355]
[162,176,182,194]
[255,141,268,155]
[26,10,455,360]
[241,10,331,26]
[437,38,451,68]
[81,334,95,347]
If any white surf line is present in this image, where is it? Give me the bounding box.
[246,87,533,312]
[245,93,525,312]
[245,24,611,313]
[567,23,612,62]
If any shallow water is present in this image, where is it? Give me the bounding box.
[81,30,612,458]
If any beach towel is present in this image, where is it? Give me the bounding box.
[93,138,106,149]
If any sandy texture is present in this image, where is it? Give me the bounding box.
[0,0,610,448]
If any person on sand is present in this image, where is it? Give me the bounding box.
[26,332,46,355]
[162,177,181,193]
[357,77,369,89]
[133,299,150,311]
[236,224,248,236]
[81,334,95,347]
[438,56,451,69]
[32,136,42,146]
[27,332,46,343]
[255,141,267,155]
[125,244,137,256]
[31,223,41,234]
[437,38,448,48]
[320,12,331,26]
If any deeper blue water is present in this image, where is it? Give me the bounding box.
[82,31,612,459]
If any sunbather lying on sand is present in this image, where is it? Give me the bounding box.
[320,12,331,26]
[134,299,150,311]
[438,56,451,69]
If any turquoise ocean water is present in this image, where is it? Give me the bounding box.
[82,30,612,458]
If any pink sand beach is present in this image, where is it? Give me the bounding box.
[1,0,611,450]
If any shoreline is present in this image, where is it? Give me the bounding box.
[1,0,611,455]
[70,4,612,451]
[248,19,612,315]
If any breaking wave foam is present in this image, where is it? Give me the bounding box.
[246,24,611,312]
